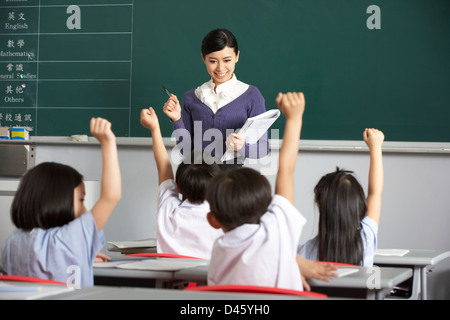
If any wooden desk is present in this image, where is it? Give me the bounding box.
[374,249,450,300]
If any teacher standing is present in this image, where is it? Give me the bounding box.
[163,29,269,164]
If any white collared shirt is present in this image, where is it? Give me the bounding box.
[207,195,306,290]
[195,74,250,113]
[156,179,223,259]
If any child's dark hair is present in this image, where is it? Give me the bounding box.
[11,162,83,230]
[314,167,367,266]
[176,151,221,204]
[206,167,272,231]
[201,28,239,57]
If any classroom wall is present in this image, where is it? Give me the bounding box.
[1,141,449,299]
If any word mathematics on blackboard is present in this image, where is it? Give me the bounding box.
[66,5,81,30]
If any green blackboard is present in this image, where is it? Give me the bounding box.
[1,0,449,142]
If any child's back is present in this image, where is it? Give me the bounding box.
[299,129,384,266]
[2,202,104,285]
[205,92,307,290]
[206,168,306,289]
[156,158,223,259]
[140,108,223,259]
[298,169,379,266]
[1,118,121,285]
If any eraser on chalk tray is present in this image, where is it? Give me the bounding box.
[0,127,10,140]
[70,134,89,142]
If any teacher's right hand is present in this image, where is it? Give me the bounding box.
[163,94,182,122]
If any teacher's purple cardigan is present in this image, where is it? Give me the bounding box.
[172,86,269,161]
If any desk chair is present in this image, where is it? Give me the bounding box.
[184,284,327,298]
[0,275,66,285]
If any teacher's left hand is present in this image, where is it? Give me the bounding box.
[226,133,245,151]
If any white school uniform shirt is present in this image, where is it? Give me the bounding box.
[207,195,306,290]
[156,179,223,259]
[195,74,249,113]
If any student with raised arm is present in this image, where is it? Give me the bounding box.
[1,118,121,286]
[205,92,307,290]
[299,128,385,266]
[140,107,223,259]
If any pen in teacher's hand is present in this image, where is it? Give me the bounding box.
[162,85,170,97]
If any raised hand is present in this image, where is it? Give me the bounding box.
[90,117,116,144]
[140,107,160,132]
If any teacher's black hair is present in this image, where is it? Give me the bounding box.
[201,29,239,57]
